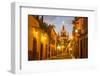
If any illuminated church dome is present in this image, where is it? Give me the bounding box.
[60,22,69,39]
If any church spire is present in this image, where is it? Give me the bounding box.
[61,21,67,37]
[62,25,65,31]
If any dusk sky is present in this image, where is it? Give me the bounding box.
[43,15,75,36]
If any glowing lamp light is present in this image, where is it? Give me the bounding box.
[35,31,38,34]
[57,45,61,50]
[33,30,38,38]
[70,36,73,40]
[44,36,46,40]
[41,35,47,43]
[75,29,78,33]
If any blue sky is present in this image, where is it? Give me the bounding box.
[43,15,75,36]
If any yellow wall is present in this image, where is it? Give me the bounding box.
[28,15,40,51]
[50,29,57,57]
[28,15,49,59]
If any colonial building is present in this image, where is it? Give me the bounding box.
[72,17,88,58]
[28,15,59,60]
[28,15,49,60]
[46,24,57,59]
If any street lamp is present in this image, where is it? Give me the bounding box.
[75,29,78,33]
[41,34,47,43]
[57,45,61,50]
[35,31,38,38]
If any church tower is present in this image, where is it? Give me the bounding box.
[60,22,69,40]
[61,25,67,37]
[58,22,69,52]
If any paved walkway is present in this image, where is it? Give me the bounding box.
[51,53,75,59]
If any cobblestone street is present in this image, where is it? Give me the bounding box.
[50,52,75,59]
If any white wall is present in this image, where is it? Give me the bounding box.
[0,0,100,76]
